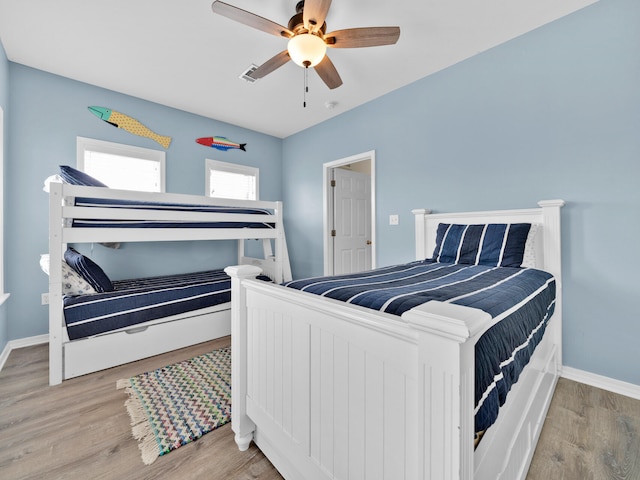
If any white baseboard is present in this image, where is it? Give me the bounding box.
[562,366,640,401]
[0,334,49,372]
[0,343,9,372]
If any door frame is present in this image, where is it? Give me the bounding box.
[323,150,376,275]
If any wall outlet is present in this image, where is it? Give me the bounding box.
[389,214,399,225]
[41,293,49,305]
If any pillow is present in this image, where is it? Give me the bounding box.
[431,223,532,268]
[39,254,97,296]
[63,247,114,293]
[520,223,539,268]
[42,174,64,193]
[59,165,108,187]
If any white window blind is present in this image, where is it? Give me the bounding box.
[206,159,258,200]
[77,137,165,192]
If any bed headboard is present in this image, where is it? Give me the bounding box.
[412,200,564,282]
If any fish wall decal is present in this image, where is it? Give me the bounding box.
[196,136,247,152]
[88,106,172,149]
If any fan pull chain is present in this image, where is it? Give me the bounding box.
[303,66,309,108]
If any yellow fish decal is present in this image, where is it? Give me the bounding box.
[88,106,172,149]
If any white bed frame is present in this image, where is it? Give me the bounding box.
[225,199,564,480]
[48,181,291,385]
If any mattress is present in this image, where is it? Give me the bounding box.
[63,269,235,340]
[70,197,275,229]
[282,260,556,433]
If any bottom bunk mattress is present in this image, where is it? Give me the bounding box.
[63,269,236,340]
[282,260,556,435]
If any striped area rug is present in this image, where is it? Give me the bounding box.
[116,347,231,465]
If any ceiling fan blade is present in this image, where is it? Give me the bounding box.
[249,51,291,79]
[314,55,342,90]
[303,0,332,33]
[325,27,400,48]
[211,1,293,38]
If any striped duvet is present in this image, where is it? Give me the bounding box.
[283,260,556,434]
[63,269,233,340]
[71,197,275,229]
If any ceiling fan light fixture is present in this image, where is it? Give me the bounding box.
[287,33,326,67]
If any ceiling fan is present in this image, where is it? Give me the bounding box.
[211,0,401,90]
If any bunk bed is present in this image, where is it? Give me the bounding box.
[225,199,564,480]
[47,179,290,386]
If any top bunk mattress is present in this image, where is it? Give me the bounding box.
[48,165,276,230]
[70,197,275,229]
[282,260,557,434]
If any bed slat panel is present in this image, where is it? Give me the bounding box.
[291,319,310,450]
[384,362,407,479]
[348,343,366,480]
[333,336,349,478]
[317,329,334,471]
[365,352,384,480]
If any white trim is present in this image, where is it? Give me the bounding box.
[323,150,376,275]
[0,345,8,372]
[0,334,49,372]
[561,366,640,401]
[0,107,4,295]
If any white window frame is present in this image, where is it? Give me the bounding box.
[205,159,259,200]
[76,136,166,192]
[0,106,7,303]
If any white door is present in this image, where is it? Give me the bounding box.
[333,168,372,275]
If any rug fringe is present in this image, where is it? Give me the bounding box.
[117,380,160,465]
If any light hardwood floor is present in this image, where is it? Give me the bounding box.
[527,375,640,480]
[1,338,639,480]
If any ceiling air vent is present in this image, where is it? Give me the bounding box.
[239,64,259,83]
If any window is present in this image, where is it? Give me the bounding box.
[77,137,165,192]
[0,106,6,303]
[206,159,258,200]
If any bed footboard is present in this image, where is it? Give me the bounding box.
[226,266,507,480]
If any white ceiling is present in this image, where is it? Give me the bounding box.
[0,0,597,138]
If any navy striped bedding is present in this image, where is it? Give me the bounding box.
[433,222,531,267]
[282,260,556,434]
[71,197,275,229]
[63,269,235,340]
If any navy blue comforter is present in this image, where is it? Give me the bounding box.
[283,260,556,433]
[72,197,275,229]
[63,269,233,340]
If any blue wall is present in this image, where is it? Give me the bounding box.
[5,64,282,340]
[282,0,640,385]
[0,39,9,354]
